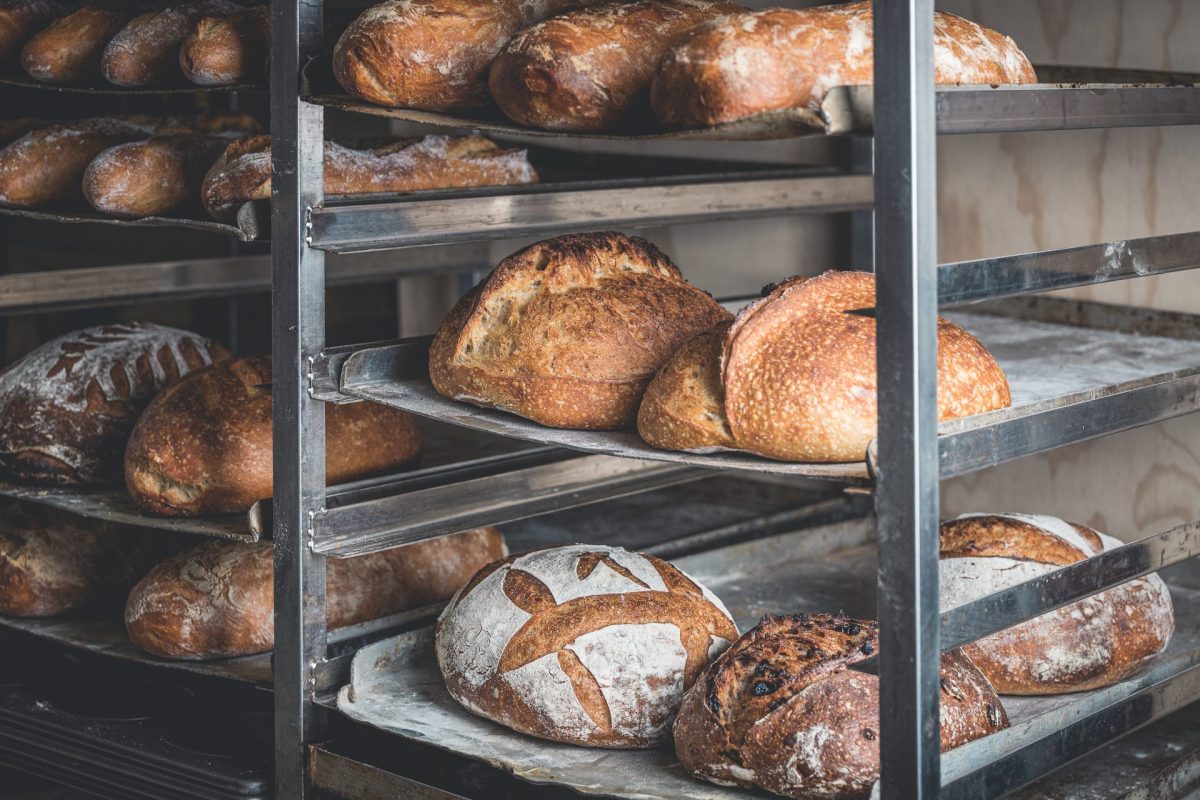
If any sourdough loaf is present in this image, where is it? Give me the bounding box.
[437,544,738,747]
[332,0,603,112]
[940,513,1175,695]
[102,0,243,86]
[637,271,1011,462]
[124,354,422,516]
[674,613,1008,799]
[126,527,506,659]
[0,323,226,485]
[0,0,75,61]
[178,3,267,85]
[21,3,128,83]
[488,0,737,132]
[200,133,537,221]
[651,2,1037,129]
[430,232,730,430]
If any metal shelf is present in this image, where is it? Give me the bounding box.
[0,74,262,95]
[0,202,267,241]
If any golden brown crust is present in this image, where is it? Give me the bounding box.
[652,2,1038,129]
[636,321,733,451]
[178,4,267,86]
[430,232,731,430]
[488,0,737,132]
[124,354,422,516]
[84,134,231,218]
[101,0,243,87]
[0,0,75,61]
[21,4,127,84]
[126,527,506,659]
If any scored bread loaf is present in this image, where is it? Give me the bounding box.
[489,0,737,132]
[126,528,506,659]
[637,271,1011,462]
[430,232,731,430]
[0,0,76,61]
[102,0,244,87]
[21,3,128,83]
[0,323,227,485]
[200,133,537,221]
[651,2,1037,130]
[437,544,738,747]
[941,513,1175,695]
[178,3,266,85]
[674,613,1008,800]
[332,0,603,112]
[124,354,422,516]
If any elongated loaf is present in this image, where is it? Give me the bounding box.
[124,354,422,516]
[178,3,266,85]
[941,513,1175,695]
[333,0,603,112]
[652,1,1037,129]
[21,3,128,83]
[489,0,737,132]
[0,323,226,485]
[102,0,244,86]
[638,271,1011,462]
[200,133,537,221]
[127,527,506,659]
[674,613,1008,799]
[430,232,731,430]
[0,0,76,61]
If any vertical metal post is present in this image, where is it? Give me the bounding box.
[873,1,941,799]
[271,0,327,797]
[850,137,875,271]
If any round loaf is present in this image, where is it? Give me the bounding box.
[674,613,1008,799]
[488,0,736,132]
[429,232,731,430]
[84,134,232,218]
[127,527,506,659]
[651,2,1037,130]
[0,0,76,62]
[102,0,244,87]
[123,354,422,516]
[179,4,267,86]
[436,544,738,747]
[0,322,226,485]
[636,321,733,451]
[21,4,127,84]
[940,513,1175,695]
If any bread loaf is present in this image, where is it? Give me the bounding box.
[0,0,75,62]
[0,118,47,147]
[437,544,738,747]
[430,232,730,430]
[674,613,1008,799]
[200,133,537,221]
[637,271,1011,462]
[941,513,1175,695]
[651,2,1037,129]
[0,323,227,485]
[178,3,267,85]
[489,0,737,132]
[333,0,603,112]
[101,0,243,86]
[85,134,235,218]
[0,116,156,209]
[0,501,176,618]
[21,4,127,83]
[126,527,506,659]
[124,354,422,516]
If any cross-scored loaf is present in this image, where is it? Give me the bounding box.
[430,232,731,430]
[638,270,1011,462]
[674,613,1008,800]
[940,513,1175,695]
[436,544,738,747]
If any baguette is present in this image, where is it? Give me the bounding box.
[127,528,507,659]
[21,3,128,83]
[178,3,266,86]
[0,0,76,62]
[101,0,243,86]
[652,1,1037,129]
[84,134,232,218]
[489,0,737,132]
[200,133,537,221]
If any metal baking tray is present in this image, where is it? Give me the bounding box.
[0,74,262,95]
[335,520,1200,800]
[0,200,266,241]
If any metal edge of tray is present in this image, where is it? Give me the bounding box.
[0,75,263,95]
[0,201,265,241]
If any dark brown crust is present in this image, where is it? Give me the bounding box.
[21,4,127,84]
[430,232,731,430]
[123,354,422,516]
[84,134,232,218]
[178,4,267,86]
[637,321,733,451]
[0,0,75,61]
[101,0,243,87]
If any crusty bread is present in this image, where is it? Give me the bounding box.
[941,513,1175,695]
[652,2,1037,129]
[200,133,538,221]
[437,544,737,747]
[124,354,422,516]
[101,0,243,87]
[21,3,127,83]
[430,232,731,430]
[85,135,231,217]
[332,0,603,112]
[0,323,227,485]
[674,613,1008,799]
[636,321,733,451]
[178,3,267,86]
[0,0,75,62]
[126,528,506,659]
[488,0,737,132]
[638,271,1011,462]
